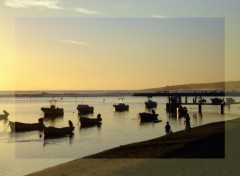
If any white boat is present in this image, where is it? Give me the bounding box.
[113,98,129,112]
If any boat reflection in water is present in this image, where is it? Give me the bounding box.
[43,133,74,146]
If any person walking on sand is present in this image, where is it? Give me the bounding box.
[165,121,172,136]
[185,113,191,133]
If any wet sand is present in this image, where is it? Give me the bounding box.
[26,118,240,176]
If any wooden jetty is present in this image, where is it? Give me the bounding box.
[166,102,240,114]
[134,92,240,114]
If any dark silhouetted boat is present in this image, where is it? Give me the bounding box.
[198,98,207,103]
[41,99,64,116]
[77,104,94,114]
[9,118,44,132]
[226,97,235,103]
[138,112,161,123]
[178,105,188,117]
[113,98,129,112]
[145,96,157,108]
[0,110,9,120]
[211,98,224,104]
[79,114,102,126]
[44,120,74,137]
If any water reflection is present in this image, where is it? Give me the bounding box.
[43,114,64,119]
[43,115,64,126]
[80,123,102,129]
[145,108,157,113]
[43,133,74,146]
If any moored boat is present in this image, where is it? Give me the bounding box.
[44,120,74,137]
[0,110,9,120]
[145,96,157,108]
[211,98,224,104]
[9,118,44,132]
[198,98,207,103]
[138,112,160,123]
[178,105,188,117]
[226,97,235,103]
[41,99,64,116]
[77,104,94,114]
[113,98,129,112]
[79,114,102,125]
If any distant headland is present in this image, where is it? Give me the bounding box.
[0,81,240,97]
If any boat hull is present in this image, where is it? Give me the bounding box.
[44,126,74,137]
[41,107,64,116]
[80,117,101,125]
[211,98,224,104]
[0,114,9,120]
[139,113,159,123]
[226,98,235,103]
[77,105,94,114]
[9,121,44,132]
[145,101,157,108]
[113,104,129,112]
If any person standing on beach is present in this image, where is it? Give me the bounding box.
[185,113,191,133]
[165,121,172,136]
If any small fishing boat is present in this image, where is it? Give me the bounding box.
[178,106,188,117]
[79,114,102,126]
[145,97,157,108]
[226,97,235,103]
[198,98,207,103]
[0,110,9,120]
[138,112,160,123]
[9,118,44,132]
[113,98,129,112]
[211,98,224,104]
[41,99,64,116]
[44,120,74,137]
[77,104,94,114]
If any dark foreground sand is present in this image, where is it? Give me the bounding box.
[27,118,240,176]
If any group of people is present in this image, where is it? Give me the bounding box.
[165,113,191,136]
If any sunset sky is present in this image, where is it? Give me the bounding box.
[0,0,239,90]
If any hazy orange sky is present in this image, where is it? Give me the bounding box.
[0,0,239,90]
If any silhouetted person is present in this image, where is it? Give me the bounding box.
[165,121,172,136]
[69,120,73,127]
[185,113,191,133]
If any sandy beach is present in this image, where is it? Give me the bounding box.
[26,118,240,176]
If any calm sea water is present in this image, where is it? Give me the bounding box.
[0,96,239,176]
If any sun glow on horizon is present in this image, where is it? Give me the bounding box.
[6,18,225,91]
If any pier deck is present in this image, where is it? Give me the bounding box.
[166,102,240,114]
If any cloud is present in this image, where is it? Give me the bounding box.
[75,7,103,15]
[60,39,87,46]
[4,0,63,9]
[151,14,167,18]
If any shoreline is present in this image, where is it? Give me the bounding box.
[84,121,225,158]
[25,118,240,176]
